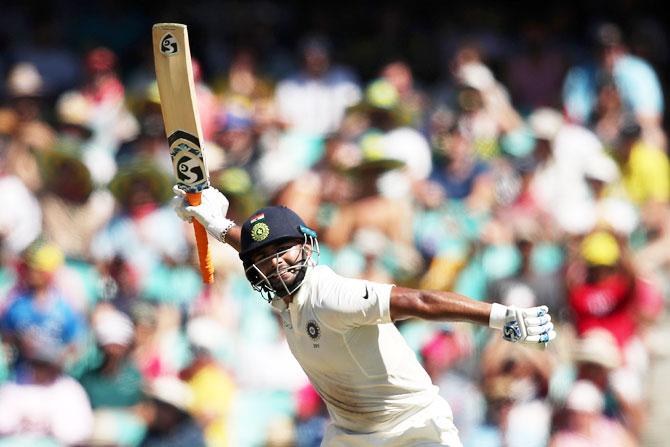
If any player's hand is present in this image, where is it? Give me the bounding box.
[171,185,233,242]
[490,304,557,345]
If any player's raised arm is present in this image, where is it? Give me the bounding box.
[390,286,557,346]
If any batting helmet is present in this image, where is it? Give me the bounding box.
[239,206,319,300]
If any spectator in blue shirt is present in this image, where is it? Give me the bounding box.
[0,240,85,370]
[562,22,665,148]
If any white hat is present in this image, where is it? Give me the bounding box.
[56,91,92,127]
[528,108,564,141]
[93,308,135,347]
[7,62,43,97]
[146,376,194,412]
[566,380,605,413]
[573,328,622,369]
[457,62,496,91]
[584,154,619,183]
[503,284,536,308]
[186,316,229,354]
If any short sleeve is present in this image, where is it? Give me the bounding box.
[310,267,394,331]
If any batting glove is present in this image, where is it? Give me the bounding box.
[171,185,234,243]
[489,303,557,345]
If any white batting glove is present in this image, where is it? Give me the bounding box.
[171,185,235,243]
[489,303,557,345]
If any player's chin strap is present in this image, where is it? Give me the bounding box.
[249,235,320,303]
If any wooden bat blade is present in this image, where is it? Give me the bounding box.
[152,23,213,284]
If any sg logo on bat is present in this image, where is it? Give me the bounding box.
[159,33,179,56]
[169,131,208,192]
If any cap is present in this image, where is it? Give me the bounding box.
[573,328,621,369]
[580,230,620,266]
[23,241,64,273]
[528,107,564,141]
[187,315,229,354]
[146,376,193,412]
[456,62,495,91]
[584,154,619,183]
[566,380,605,413]
[239,206,316,263]
[93,308,135,347]
[7,62,43,97]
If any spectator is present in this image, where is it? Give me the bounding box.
[78,305,143,409]
[562,22,665,149]
[180,315,236,447]
[380,59,430,128]
[567,329,646,436]
[566,230,640,349]
[137,376,206,447]
[8,16,81,97]
[582,152,639,237]
[90,160,190,281]
[452,57,524,160]
[480,333,555,447]
[428,122,490,200]
[548,379,637,447]
[360,77,433,200]
[504,20,567,113]
[0,241,86,369]
[611,119,669,208]
[319,139,415,253]
[527,107,615,235]
[38,142,115,261]
[0,125,42,256]
[3,63,56,192]
[275,35,362,136]
[0,333,94,445]
[213,47,277,132]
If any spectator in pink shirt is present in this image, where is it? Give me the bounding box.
[549,380,637,447]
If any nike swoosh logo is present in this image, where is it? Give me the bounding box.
[363,287,369,300]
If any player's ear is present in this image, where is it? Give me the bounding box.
[302,242,313,256]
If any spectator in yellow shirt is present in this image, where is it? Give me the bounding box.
[613,120,669,205]
[180,316,236,447]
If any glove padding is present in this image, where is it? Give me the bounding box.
[494,305,557,345]
[171,185,233,242]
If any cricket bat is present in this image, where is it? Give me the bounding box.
[152,23,213,284]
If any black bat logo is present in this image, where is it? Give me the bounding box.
[160,33,178,55]
[176,155,204,184]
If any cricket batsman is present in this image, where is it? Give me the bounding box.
[172,186,557,446]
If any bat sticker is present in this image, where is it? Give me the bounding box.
[176,152,204,183]
[159,33,179,56]
[170,139,208,192]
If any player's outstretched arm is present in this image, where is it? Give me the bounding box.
[390,287,556,345]
[172,185,242,252]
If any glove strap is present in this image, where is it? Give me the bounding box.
[489,302,508,330]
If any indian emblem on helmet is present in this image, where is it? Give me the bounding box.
[251,222,270,241]
[306,320,321,340]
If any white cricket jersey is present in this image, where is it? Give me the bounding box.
[271,265,439,433]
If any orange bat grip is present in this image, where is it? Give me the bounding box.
[186,192,214,284]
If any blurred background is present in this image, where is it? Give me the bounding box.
[1,1,670,446]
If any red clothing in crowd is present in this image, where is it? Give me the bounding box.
[569,273,637,348]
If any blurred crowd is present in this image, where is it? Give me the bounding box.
[1,5,670,447]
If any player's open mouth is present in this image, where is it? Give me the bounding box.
[278,271,295,281]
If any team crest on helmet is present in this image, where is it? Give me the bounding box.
[251,222,270,241]
[306,320,321,340]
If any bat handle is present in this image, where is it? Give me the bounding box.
[186,192,214,284]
